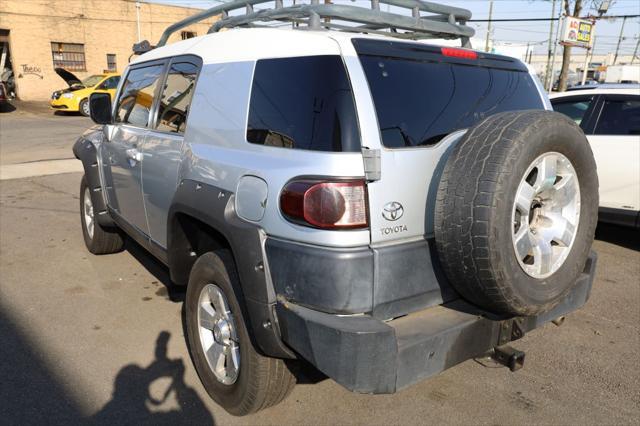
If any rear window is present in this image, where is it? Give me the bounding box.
[354,39,544,148]
[247,55,360,152]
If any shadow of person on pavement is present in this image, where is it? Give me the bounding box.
[89,331,214,425]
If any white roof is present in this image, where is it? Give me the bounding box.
[130,27,483,66]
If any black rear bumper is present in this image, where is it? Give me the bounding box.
[276,252,597,394]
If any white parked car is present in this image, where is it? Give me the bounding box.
[550,86,640,227]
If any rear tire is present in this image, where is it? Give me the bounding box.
[186,251,295,416]
[80,176,124,254]
[434,110,598,316]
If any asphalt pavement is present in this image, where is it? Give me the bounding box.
[0,105,638,425]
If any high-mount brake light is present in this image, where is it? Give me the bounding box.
[280,180,368,230]
[441,47,478,60]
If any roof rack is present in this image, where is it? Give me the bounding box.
[152,0,474,50]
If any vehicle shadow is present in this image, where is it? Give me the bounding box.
[53,110,83,117]
[89,331,214,425]
[123,239,327,387]
[595,222,639,251]
[286,359,328,385]
[0,102,16,113]
[124,238,185,303]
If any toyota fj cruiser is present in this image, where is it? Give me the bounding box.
[74,0,599,416]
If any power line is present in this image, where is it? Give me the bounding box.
[469,14,639,22]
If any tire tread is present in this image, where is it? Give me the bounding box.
[434,110,598,315]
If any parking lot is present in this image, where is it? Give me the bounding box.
[1,107,639,425]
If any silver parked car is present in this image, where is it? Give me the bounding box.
[74,0,599,416]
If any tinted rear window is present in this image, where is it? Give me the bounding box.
[247,55,360,152]
[355,40,544,148]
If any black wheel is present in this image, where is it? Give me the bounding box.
[80,176,124,254]
[186,251,295,416]
[434,110,598,316]
[79,98,90,117]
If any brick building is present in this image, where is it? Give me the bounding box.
[0,0,216,100]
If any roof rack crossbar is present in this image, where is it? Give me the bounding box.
[155,0,474,48]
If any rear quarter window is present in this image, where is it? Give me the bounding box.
[247,55,360,152]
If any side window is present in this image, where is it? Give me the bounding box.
[594,98,640,135]
[155,62,199,134]
[115,65,164,128]
[247,55,360,152]
[551,97,593,128]
[99,76,120,90]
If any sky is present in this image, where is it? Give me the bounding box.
[148,0,640,56]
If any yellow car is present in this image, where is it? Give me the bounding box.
[50,68,120,116]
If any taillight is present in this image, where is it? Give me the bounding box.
[441,47,478,60]
[280,179,368,229]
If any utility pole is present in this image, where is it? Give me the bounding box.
[324,0,331,24]
[548,0,563,92]
[586,3,610,83]
[544,0,557,88]
[581,32,592,85]
[485,0,494,53]
[585,33,597,82]
[632,37,640,64]
[613,16,627,65]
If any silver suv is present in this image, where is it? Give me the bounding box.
[74,0,599,416]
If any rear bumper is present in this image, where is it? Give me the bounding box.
[276,251,597,394]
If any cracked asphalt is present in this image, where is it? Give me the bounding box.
[0,107,638,425]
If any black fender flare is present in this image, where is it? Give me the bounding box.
[167,179,295,359]
[72,136,115,227]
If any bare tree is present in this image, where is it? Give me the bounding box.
[556,0,614,90]
[557,0,584,91]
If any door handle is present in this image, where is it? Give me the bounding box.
[126,148,143,163]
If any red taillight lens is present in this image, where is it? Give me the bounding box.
[280,180,368,229]
[441,47,478,60]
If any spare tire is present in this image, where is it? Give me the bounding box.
[434,110,598,316]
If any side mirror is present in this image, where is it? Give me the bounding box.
[89,92,112,125]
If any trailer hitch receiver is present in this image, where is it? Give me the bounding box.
[492,345,525,372]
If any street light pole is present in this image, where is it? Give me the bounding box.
[581,38,591,85]
[485,0,494,53]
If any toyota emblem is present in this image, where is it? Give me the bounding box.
[382,202,404,221]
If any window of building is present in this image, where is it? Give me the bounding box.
[181,31,197,40]
[155,62,199,134]
[51,42,86,71]
[247,56,360,152]
[107,54,117,72]
[115,64,164,128]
